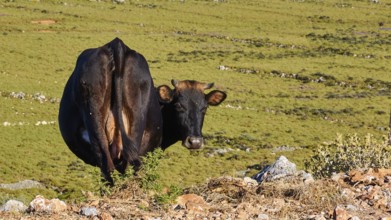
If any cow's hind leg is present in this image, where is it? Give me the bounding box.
[114,157,129,174]
[100,157,114,186]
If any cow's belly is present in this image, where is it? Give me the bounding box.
[79,110,130,160]
[105,110,130,160]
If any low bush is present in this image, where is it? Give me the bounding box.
[139,148,164,191]
[138,148,183,205]
[305,133,391,178]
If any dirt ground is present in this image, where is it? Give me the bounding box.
[1,169,390,220]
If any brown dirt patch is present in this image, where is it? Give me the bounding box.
[31,20,56,25]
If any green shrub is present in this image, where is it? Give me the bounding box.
[305,133,391,178]
[138,148,183,205]
[139,148,164,191]
[155,185,183,205]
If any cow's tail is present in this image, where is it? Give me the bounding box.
[108,38,139,163]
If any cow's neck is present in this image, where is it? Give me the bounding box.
[160,103,181,149]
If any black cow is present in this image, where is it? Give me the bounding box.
[59,38,227,184]
[59,38,162,184]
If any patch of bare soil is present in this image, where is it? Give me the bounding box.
[31,20,56,25]
[1,169,390,219]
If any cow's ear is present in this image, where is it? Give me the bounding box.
[206,90,227,106]
[157,85,174,103]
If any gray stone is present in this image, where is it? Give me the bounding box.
[346,204,358,211]
[272,145,297,153]
[257,213,269,220]
[9,91,25,99]
[297,170,314,184]
[253,156,296,182]
[0,180,44,190]
[28,195,67,213]
[0,200,27,212]
[80,206,99,216]
[243,177,258,186]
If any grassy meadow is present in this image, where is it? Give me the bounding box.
[0,0,390,203]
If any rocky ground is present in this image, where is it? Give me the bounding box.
[1,157,390,220]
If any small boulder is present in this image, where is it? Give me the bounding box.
[100,212,114,220]
[253,156,297,182]
[243,177,258,186]
[333,205,350,220]
[0,200,27,212]
[175,194,209,213]
[80,206,99,217]
[257,213,269,220]
[0,180,44,190]
[28,195,67,213]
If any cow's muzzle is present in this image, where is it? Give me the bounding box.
[183,136,203,149]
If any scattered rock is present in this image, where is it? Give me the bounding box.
[272,145,298,153]
[346,204,358,212]
[218,65,229,71]
[33,93,46,103]
[80,206,99,216]
[100,212,114,220]
[0,200,27,212]
[9,91,25,99]
[333,205,350,220]
[28,195,67,213]
[349,168,391,185]
[0,180,44,190]
[297,170,314,184]
[2,121,11,126]
[331,172,345,182]
[257,213,269,220]
[243,176,258,186]
[214,148,233,156]
[252,156,314,185]
[175,194,209,213]
[253,155,297,182]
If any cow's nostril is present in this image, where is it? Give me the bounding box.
[189,137,200,145]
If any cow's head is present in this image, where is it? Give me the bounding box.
[157,80,227,149]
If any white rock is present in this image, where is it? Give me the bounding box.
[257,213,269,220]
[0,180,44,190]
[28,195,67,213]
[243,177,258,186]
[253,155,296,182]
[80,206,99,216]
[0,200,27,212]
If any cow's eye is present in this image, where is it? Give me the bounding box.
[175,103,185,112]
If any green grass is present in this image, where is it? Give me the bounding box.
[0,0,390,203]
